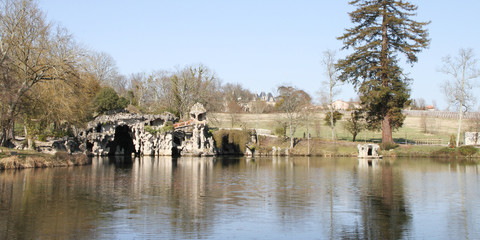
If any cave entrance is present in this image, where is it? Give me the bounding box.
[108,125,135,156]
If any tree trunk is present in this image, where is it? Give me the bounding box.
[9,120,15,140]
[24,125,33,149]
[456,107,463,147]
[330,108,335,141]
[0,118,14,147]
[306,120,310,155]
[382,115,393,144]
[289,120,294,149]
[380,5,393,145]
[0,128,7,147]
[456,64,466,147]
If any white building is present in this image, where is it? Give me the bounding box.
[331,100,361,110]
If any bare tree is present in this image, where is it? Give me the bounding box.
[222,83,254,107]
[319,50,342,140]
[300,105,315,155]
[0,0,85,145]
[122,65,224,117]
[84,51,127,95]
[226,100,243,128]
[164,64,222,119]
[440,48,480,147]
[417,98,426,110]
[250,100,267,114]
[140,70,175,113]
[276,85,311,149]
[420,113,428,134]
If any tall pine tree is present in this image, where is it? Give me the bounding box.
[337,0,430,144]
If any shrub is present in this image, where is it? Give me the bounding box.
[93,87,128,114]
[144,125,159,135]
[380,142,398,150]
[53,128,74,138]
[435,147,456,155]
[449,135,456,148]
[37,134,47,142]
[212,129,251,154]
[324,111,343,126]
[207,128,215,138]
[161,121,174,132]
[433,147,460,158]
[458,146,478,156]
[274,126,285,137]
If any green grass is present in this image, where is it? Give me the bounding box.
[209,112,464,145]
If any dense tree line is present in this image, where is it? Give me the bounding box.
[0,0,262,146]
[2,0,453,149]
[0,0,101,146]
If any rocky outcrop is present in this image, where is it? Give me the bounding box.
[464,132,480,146]
[357,144,381,158]
[81,103,215,157]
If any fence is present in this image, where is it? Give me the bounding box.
[403,110,480,119]
[413,139,443,145]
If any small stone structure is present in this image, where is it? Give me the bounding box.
[464,132,480,146]
[357,144,381,158]
[81,103,215,156]
[174,103,215,156]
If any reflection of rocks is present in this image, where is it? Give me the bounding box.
[82,103,215,156]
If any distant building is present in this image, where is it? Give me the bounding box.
[257,92,277,106]
[331,100,361,110]
[426,105,435,111]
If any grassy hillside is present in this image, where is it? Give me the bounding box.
[209,112,471,145]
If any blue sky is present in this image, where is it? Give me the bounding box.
[39,0,480,110]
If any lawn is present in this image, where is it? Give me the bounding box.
[209,112,468,145]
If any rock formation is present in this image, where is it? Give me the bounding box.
[81,103,215,156]
[357,143,381,158]
[464,132,480,146]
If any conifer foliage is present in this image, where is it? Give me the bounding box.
[336,0,430,144]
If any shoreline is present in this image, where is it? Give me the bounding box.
[0,150,90,170]
[1,142,478,170]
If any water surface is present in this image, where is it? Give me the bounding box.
[0,156,478,239]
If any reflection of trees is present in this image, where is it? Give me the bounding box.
[0,165,118,239]
[353,162,411,240]
[271,157,315,226]
[6,156,479,239]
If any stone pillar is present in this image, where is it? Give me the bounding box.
[200,127,205,150]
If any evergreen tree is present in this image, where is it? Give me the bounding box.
[336,0,430,144]
[93,87,128,114]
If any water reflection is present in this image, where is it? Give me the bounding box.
[0,157,479,239]
[354,160,410,239]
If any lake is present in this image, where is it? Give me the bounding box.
[0,156,479,239]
